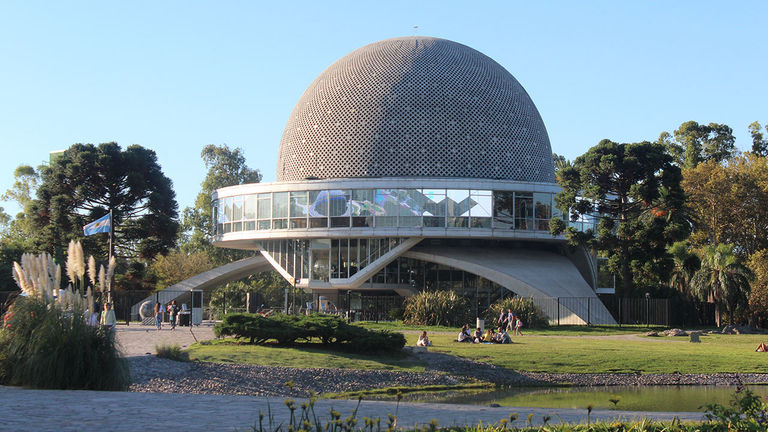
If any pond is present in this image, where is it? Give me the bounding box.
[372,385,768,412]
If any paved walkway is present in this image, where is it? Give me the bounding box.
[115,323,216,357]
[0,386,706,432]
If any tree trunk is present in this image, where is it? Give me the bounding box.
[715,302,721,328]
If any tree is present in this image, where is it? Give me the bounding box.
[747,249,768,328]
[181,144,261,265]
[209,281,249,318]
[690,243,752,326]
[552,153,571,178]
[147,250,215,290]
[29,143,178,261]
[668,241,701,298]
[749,121,768,157]
[662,121,736,169]
[683,154,768,257]
[0,165,41,291]
[552,139,690,295]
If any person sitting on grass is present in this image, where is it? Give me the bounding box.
[473,327,483,343]
[417,331,432,347]
[496,327,512,344]
[457,324,472,342]
[482,327,496,343]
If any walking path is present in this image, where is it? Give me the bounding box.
[0,386,706,432]
[115,323,216,357]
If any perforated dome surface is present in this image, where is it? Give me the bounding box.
[277,36,555,183]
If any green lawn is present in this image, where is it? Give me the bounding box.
[413,333,768,374]
[187,327,768,375]
[186,339,426,371]
[354,321,668,336]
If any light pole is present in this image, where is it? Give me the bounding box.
[645,292,650,328]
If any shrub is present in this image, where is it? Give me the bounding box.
[155,344,189,362]
[402,290,471,327]
[214,313,404,352]
[388,307,404,321]
[0,296,129,390]
[484,297,549,328]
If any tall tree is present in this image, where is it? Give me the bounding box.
[682,154,768,258]
[662,121,736,169]
[747,249,768,328]
[552,139,690,295]
[690,243,752,326]
[181,144,261,265]
[0,165,41,291]
[30,143,179,261]
[749,121,768,157]
[147,250,215,290]
[552,153,571,178]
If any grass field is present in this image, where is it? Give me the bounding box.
[414,333,768,374]
[187,339,426,371]
[187,327,768,375]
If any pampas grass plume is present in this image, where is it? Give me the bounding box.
[88,255,97,286]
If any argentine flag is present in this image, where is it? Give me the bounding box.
[83,213,111,236]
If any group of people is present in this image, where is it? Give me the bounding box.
[457,309,523,344]
[153,300,180,331]
[84,302,117,331]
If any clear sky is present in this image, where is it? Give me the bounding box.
[1,1,766,217]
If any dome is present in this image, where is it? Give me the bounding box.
[276,36,555,183]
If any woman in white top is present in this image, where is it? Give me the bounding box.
[416,331,432,347]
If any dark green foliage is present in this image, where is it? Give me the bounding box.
[388,307,404,321]
[403,290,471,327]
[552,140,690,296]
[155,344,189,362]
[662,121,737,169]
[30,142,179,260]
[214,313,405,352]
[0,296,129,390]
[484,297,549,329]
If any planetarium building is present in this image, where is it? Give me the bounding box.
[212,36,614,324]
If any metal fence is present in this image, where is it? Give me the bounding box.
[532,296,715,327]
[356,296,405,322]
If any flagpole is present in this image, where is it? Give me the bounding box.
[108,208,113,260]
[108,208,113,304]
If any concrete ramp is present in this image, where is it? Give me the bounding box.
[130,255,272,319]
[403,246,616,325]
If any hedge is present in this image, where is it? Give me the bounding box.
[214,313,406,353]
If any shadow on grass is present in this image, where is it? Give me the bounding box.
[194,338,426,370]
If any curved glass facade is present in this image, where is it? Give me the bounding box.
[213,188,580,235]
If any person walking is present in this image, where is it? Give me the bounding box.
[153,301,163,331]
[506,309,516,332]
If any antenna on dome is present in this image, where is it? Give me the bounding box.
[413,25,418,35]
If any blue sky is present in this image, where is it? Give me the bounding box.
[1,1,766,217]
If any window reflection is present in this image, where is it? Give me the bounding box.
[215,189,561,234]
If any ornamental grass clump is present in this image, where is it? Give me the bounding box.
[402,290,471,327]
[0,243,129,390]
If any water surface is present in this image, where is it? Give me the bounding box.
[376,385,768,412]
